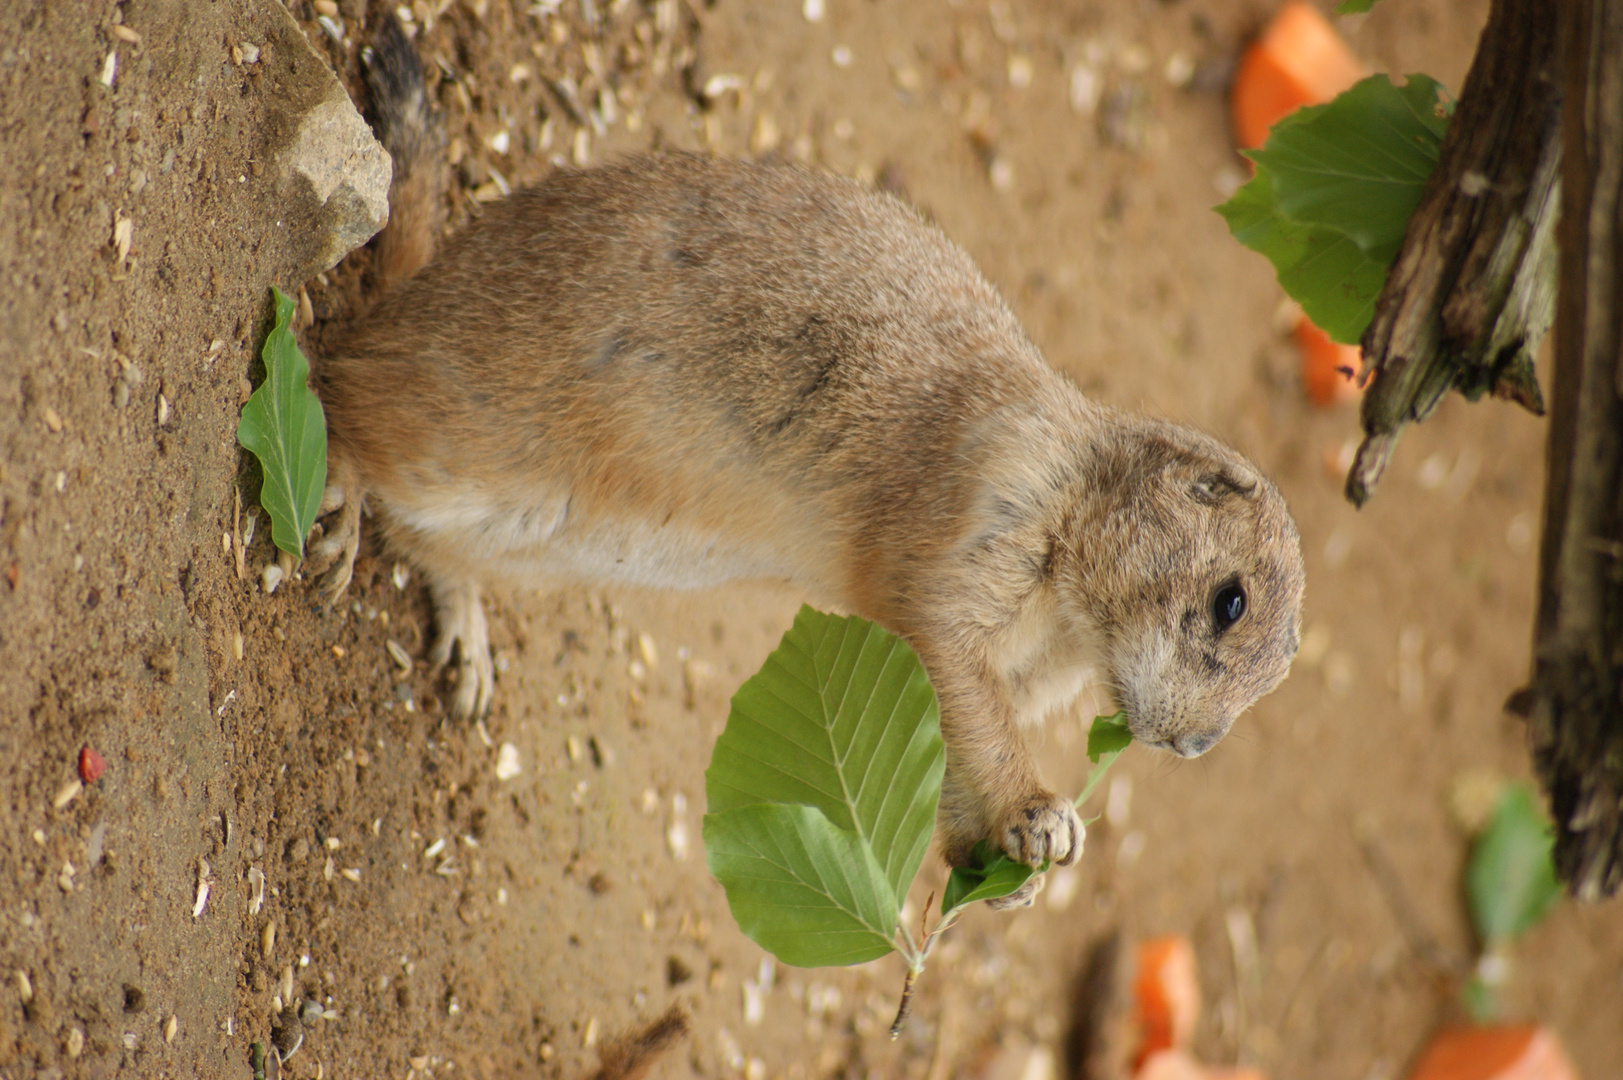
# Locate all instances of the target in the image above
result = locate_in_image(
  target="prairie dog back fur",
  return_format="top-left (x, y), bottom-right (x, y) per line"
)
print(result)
top-left (316, 28), bottom-right (1304, 875)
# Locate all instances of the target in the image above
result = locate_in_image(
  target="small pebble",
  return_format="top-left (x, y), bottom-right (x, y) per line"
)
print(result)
top-left (261, 563), bottom-right (284, 594)
top-left (495, 743), bottom-right (522, 781)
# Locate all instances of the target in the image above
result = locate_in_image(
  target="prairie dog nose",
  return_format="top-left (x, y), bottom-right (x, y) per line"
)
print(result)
top-left (1170, 728), bottom-right (1224, 758)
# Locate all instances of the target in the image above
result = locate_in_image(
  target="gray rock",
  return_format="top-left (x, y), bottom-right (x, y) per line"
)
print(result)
top-left (261, 0), bottom-right (390, 281)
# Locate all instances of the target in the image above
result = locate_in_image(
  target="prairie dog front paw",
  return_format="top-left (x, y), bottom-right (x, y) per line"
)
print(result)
top-left (998, 792), bottom-right (1084, 867)
top-left (428, 578), bottom-right (494, 718)
top-left (308, 483), bottom-right (361, 604)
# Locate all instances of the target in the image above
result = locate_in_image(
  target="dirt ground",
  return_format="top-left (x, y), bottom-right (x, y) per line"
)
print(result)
top-left (2, 0), bottom-right (1619, 1078)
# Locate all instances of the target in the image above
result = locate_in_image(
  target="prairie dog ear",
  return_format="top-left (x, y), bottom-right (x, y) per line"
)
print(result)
top-left (1191, 466), bottom-right (1258, 504)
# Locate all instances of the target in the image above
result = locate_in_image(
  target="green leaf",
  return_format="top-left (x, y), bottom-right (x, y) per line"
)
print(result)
top-left (237, 287), bottom-right (328, 558)
top-left (1465, 784), bottom-right (1561, 944)
top-left (703, 607), bottom-right (944, 967)
top-left (1248, 74), bottom-right (1450, 264)
top-left (940, 840), bottom-right (1040, 914)
top-left (1334, 0), bottom-right (1379, 13)
top-left (704, 803), bottom-right (899, 967)
top-left (1216, 75), bottom-right (1451, 345)
top-left (1086, 712), bottom-right (1131, 763)
top-left (706, 606), bottom-right (944, 904)
top-left (1217, 154), bottom-right (1393, 344)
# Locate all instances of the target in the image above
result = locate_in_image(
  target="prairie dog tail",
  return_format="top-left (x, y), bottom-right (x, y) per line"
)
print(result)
top-left (362, 15), bottom-right (444, 293)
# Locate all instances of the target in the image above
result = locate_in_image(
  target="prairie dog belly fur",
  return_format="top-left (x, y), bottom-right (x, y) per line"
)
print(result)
top-left (316, 151), bottom-right (1305, 875)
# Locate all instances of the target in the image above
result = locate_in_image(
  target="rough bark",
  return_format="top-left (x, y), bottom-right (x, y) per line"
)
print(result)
top-left (1528, 0), bottom-right (1623, 901)
top-left (1345, 0), bottom-right (1561, 506)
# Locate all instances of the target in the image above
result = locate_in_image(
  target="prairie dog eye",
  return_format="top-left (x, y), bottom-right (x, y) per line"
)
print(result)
top-left (1212, 581), bottom-right (1246, 633)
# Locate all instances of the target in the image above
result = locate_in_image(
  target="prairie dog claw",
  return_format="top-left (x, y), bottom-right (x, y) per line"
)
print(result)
top-left (429, 578), bottom-right (493, 718)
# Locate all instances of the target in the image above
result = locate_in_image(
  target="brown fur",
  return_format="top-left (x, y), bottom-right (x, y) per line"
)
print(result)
top-left (314, 29), bottom-right (1304, 870)
top-left (586, 1006), bottom-right (688, 1080)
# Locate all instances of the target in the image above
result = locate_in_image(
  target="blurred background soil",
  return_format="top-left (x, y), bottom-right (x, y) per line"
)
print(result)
top-left (1, 0), bottom-right (1619, 1078)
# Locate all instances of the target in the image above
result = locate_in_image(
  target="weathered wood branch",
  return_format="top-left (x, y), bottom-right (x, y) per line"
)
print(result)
top-left (1346, 0), bottom-right (1561, 506)
top-left (1528, 0), bottom-right (1623, 901)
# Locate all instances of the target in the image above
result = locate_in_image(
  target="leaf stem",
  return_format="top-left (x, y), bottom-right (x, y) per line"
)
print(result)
top-left (888, 967), bottom-right (919, 1039)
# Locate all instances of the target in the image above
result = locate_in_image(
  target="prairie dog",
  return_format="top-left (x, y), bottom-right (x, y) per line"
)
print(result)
top-left (314, 24), bottom-right (1304, 875)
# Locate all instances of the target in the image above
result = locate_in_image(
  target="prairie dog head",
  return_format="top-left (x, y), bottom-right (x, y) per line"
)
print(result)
top-left (1066, 422), bottom-right (1304, 757)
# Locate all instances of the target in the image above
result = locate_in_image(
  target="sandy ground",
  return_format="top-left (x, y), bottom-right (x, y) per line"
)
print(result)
top-left (1, 1), bottom-right (1619, 1078)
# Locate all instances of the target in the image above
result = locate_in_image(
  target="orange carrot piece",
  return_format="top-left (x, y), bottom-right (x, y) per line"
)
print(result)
top-left (1231, 1), bottom-right (1367, 150)
top-left (1294, 314), bottom-right (1364, 406)
top-left (1406, 1026), bottom-right (1578, 1080)
top-left (1132, 937), bottom-right (1200, 1071)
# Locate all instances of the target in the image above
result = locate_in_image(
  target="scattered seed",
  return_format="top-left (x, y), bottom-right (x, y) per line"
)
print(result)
top-left (193, 861), bottom-right (212, 917)
top-left (582, 1016), bottom-right (599, 1048)
top-left (316, 15), bottom-right (344, 44)
top-left (331, 644), bottom-right (346, 659)
top-left (391, 562), bottom-right (410, 590)
top-left (58, 860), bottom-right (76, 893)
top-left (261, 563), bottom-right (284, 595)
top-left (113, 212), bottom-right (132, 264)
top-left (1007, 55), bottom-right (1033, 89)
top-left (666, 793), bottom-right (689, 861)
top-left (54, 778), bottom-right (83, 809)
top-left (495, 743), bottom-right (522, 781)
top-left (703, 72), bottom-right (742, 100)
top-left (249, 866), bottom-right (267, 915)
top-left (16, 971), bottom-right (33, 1004)
top-left (110, 24), bottom-right (142, 44)
top-left (423, 837), bottom-right (446, 860)
top-left (164, 1015), bottom-right (177, 1043)
top-left (99, 51), bottom-right (117, 88)
top-left (566, 735), bottom-right (584, 764)
top-left (66, 1027), bottom-right (85, 1058)
top-left (386, 639), bottom-right (412, 672)
top-left (636, 631), bottom-right (659, 668)
top-left (233, 632), bottom-right (244, 661)
top-left (156, 393), bottom-right (170, 426)
top-left (262, 920), bottom-right (277, 959)
top-left (1164, 50), bottom-right (1195, 88)
top-left (340, 868), bottom-right (361, 883)
top-left (43, 406), bottom-right (63, 432)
